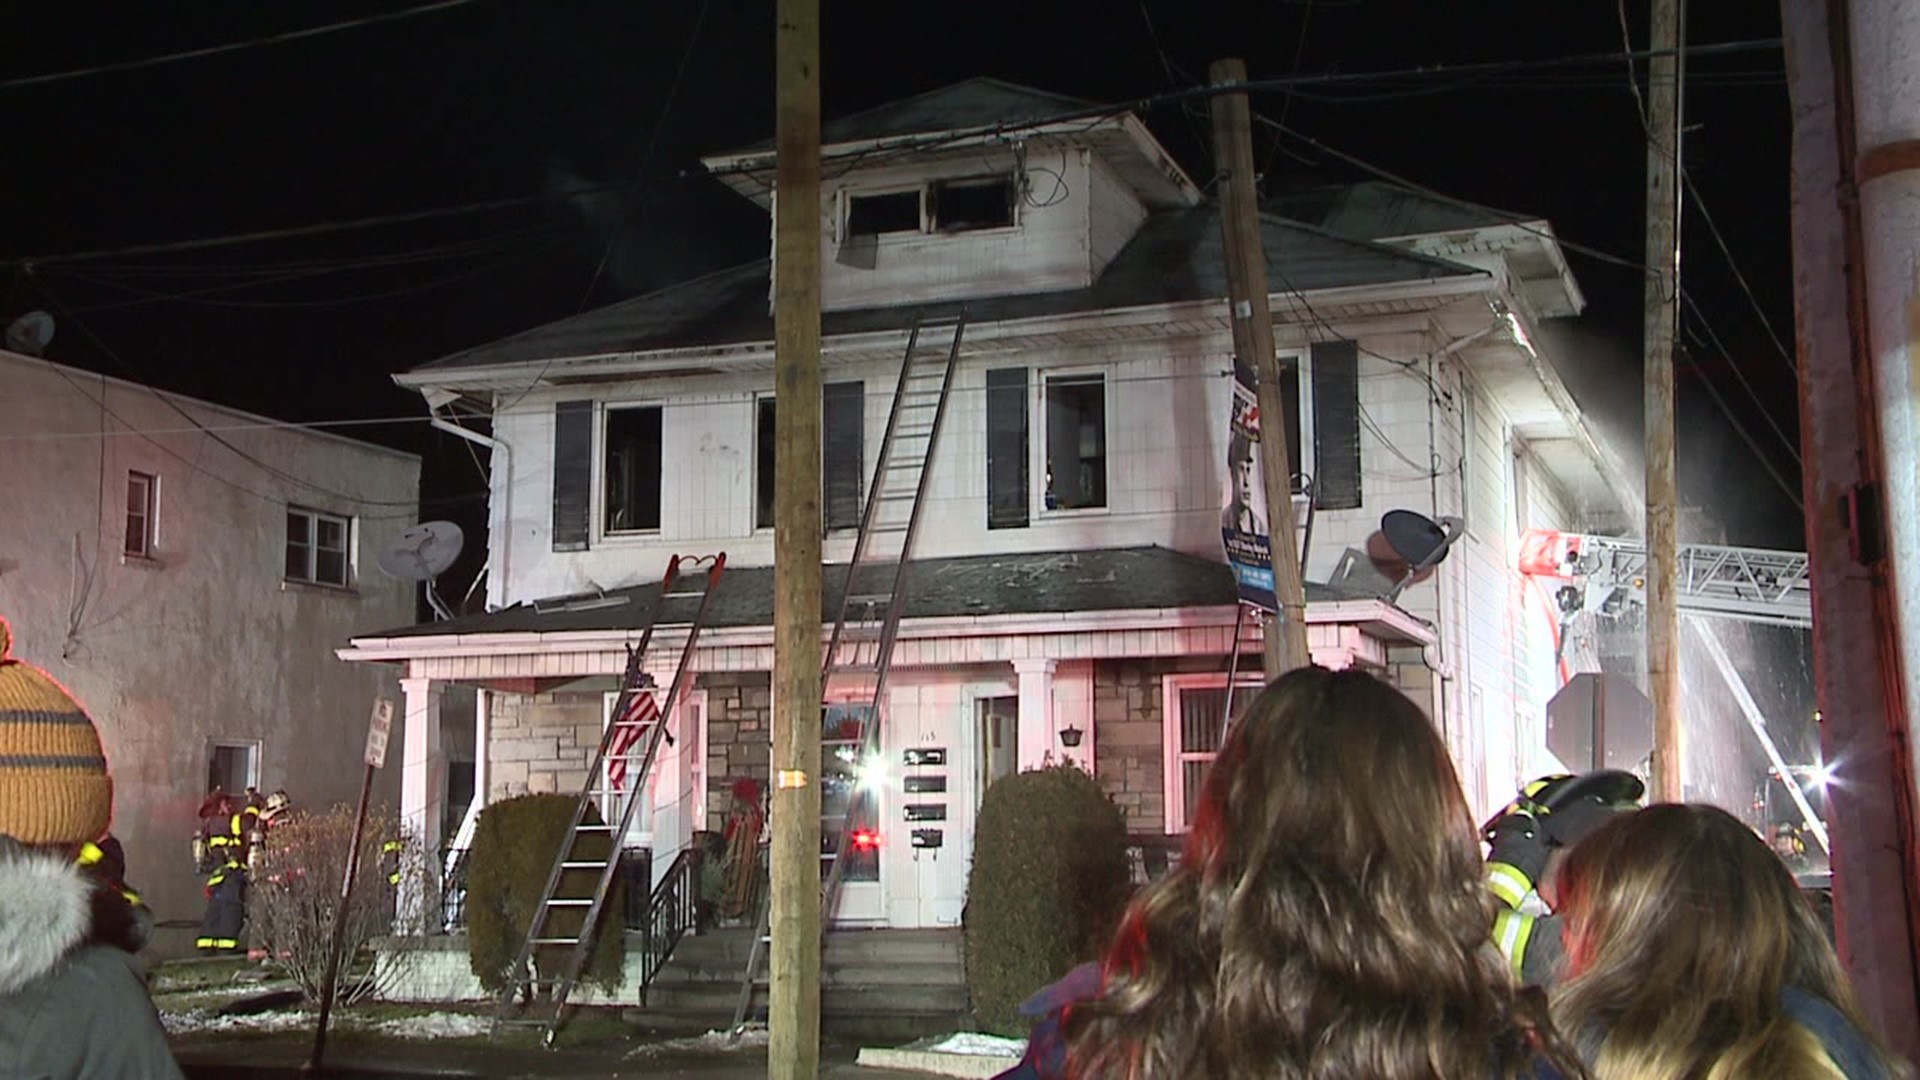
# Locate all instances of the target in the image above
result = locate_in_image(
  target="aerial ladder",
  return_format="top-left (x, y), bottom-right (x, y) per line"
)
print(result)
top-left (1517, 530), bottom-right (1826, 851)
top-left (728, 308), bottom-right (967, 1037)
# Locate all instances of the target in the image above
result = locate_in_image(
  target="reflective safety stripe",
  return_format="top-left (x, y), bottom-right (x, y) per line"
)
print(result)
top-left (1492, 909), bottom-right (1535, 979)
top-left (195, 937), bottom-right (239, 949)
top-left (77, 841), bottom-right (105, 867)
top-left (1487, 861), bottom-right (1536, 910)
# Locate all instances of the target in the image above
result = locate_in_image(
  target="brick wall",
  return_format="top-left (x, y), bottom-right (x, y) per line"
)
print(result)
top-left (1093, 656), bottom-right (1239, 833)
top-left (701, 672), bottom-right (771, 833)
top-left (486, 690), bottom-right (603, 800)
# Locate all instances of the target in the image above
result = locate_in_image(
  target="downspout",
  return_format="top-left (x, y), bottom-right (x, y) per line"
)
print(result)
top-left (1409, 321), bottom-right (1492, 685)
top-left (429, 409), bottom-right (510, 611)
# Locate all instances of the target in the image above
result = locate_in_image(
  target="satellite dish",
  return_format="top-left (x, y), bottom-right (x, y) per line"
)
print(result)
top-left (5, 312), bottom-right (55, 357)
top-left (1375, 509), bottom-right (1465, 603)
top-left (377, 521), bottom-right (465, 621)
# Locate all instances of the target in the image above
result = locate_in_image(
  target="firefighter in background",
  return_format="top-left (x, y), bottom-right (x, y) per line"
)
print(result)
top-left (245, 790), bottom-right (291, 873)
top-left (192, 789), bottom-right (234, 874)
top-left (196, 795), bottom-right (256, 954)
top-left (78, 833), bottom-right (154, 951)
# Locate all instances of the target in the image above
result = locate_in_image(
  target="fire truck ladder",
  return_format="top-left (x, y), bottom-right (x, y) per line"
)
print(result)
top-left (1524, 531), bottom-right (1826, 850)
top-left (491, 553), bottom-right (726, 1046)
top-left (729, 308), bottom-right (967, 1037)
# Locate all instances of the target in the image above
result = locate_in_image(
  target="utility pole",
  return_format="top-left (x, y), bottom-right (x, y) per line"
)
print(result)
top-left (1779, 0), bottom-right (1920, 1054)
top-left (1209, 58), bottom-right (1311, 675)
top-left (769, 0), bottom-right (822, 1074)
top-left (1641, 0), bottom-right (1685, 802)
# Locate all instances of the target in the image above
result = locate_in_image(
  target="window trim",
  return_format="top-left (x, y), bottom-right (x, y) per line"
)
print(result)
top-left (600, 687), bottom-right (708, 844)
top-left (206, 739), bottom-right (261, 795)
top-left (838, 174), bottom-right (1022, 243)
top-left (595, 400), bottom-right (667, 540)
top-left (285, 506), bottom-right (353, 589)
top-left (124, 470), bottom-right (158, 559)
top-left (1161, 672), bottom-right (1264, 834)
top-left (1034, 366), bottom-right (1113, 518)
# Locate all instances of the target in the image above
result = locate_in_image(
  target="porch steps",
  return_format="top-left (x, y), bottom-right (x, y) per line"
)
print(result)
top-left (642, 927), bottom-right (970, 1043)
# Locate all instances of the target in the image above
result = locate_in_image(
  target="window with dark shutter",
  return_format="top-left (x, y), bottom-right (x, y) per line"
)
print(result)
top-left (823, 381), bottom-right (865, 531)
top-left (985, 367), bottom-right (1029, 529)
top-left (551, 400), bottom-right (594, 551)
top-left (755, 397), bottom-right (778, 530)
top-left (1310, 340), bottom-right (1362, 510)
top-left (604, 405), bottom-right (664, 533)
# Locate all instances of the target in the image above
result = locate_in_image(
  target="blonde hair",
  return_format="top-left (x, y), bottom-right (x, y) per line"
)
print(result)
top-left (1554, 803), bottom-right (1902, 1080)
top-left (1062, 667), bottom-right (1587, 1079)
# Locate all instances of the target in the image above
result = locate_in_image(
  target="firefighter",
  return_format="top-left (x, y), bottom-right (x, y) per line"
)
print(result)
top-left (77, 834), bottom-right (154, 951)
top-left (246, 790), bottom-right (290, 873)
top-left (1483, 769), bottom-right (1644, 987)
top-left (196, 798), bottom-right (250, 954)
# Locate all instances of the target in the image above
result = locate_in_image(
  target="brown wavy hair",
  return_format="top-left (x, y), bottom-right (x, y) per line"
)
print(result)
top-left (1552, 802), bottom-right (1906, 1079)
top-left (1060, 666), bottom-right (1586, 1079)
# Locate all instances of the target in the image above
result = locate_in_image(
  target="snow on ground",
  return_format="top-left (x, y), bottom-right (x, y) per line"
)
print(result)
top-left (161, 1008), bottom-right (492, 1040)
top-left (926, 1032), bottom-right (1027, 1058)
top-left (625, 1027), bottom-right (771, 1058)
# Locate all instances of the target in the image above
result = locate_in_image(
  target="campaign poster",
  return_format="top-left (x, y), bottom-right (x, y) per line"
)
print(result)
top-left (1221, 358), bottom-right (1276, 612)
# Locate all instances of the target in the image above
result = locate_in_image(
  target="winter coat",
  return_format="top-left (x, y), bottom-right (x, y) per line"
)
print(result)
top-left (0, 842), bottom-right (183, 1079)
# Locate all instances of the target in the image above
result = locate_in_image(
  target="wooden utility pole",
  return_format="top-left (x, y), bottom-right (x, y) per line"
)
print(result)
top-left (1209, 58), bottom-right (1311, 674)
top-left (769, 0), bottom-right (822, 1075)
top-left (1779, 0), bottom-right (1920, 1054)
top-left (1641, 0), bottom-right (1685, 802)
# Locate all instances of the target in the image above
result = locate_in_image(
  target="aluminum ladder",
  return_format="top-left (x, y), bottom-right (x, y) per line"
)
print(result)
top-left (491, 553), bottom-right (727, 1046)
top-left (728, 308), bottom-right (967, 1036)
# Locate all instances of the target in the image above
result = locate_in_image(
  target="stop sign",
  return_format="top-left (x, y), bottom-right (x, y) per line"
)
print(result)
top-left (1546, 673), bottom-right (1654, 772)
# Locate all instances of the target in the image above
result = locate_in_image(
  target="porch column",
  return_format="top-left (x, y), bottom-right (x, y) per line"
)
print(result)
top-left (472, 690), bottom-right (490, 816)
top-left (1013, 658), bottom-right (1056, 772)
top-left (399, 675), bottom-right (445, 930)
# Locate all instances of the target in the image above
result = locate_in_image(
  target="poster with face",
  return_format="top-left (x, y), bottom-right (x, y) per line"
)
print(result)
top-left (1222, 358), bottom-right (1276, 612)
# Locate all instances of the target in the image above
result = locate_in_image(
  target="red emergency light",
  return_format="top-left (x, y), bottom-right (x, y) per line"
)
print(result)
top-left (851, 828), bottom-right (881, 850)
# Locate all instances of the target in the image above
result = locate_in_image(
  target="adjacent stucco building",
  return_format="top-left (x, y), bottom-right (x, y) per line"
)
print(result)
top-left (0, 350), bottom-right (419, 945)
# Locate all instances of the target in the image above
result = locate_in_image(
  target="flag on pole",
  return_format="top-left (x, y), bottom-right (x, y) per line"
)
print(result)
top-left (607, 688), bottom-right (660, 793)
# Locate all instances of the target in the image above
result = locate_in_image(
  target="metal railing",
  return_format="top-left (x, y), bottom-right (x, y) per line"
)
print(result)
top-left (638, 846), bottom-right (703, 1005)
top-left (437, 846), bottom-right (656, 935)
top-left (1125, 833), bottom-right (1184, 887)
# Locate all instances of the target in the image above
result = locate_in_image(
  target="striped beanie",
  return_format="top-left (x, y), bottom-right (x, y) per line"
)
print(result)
top-left (0, 618), bottom-right (112, 846)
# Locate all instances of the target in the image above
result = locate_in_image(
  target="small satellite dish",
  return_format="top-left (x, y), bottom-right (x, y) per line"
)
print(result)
top-left (1375, 509), bottom-right (1466, 603)
top-left (5, 312), bottom-right (55, 357)
top-left (377, 521), bottom-right (465, 621)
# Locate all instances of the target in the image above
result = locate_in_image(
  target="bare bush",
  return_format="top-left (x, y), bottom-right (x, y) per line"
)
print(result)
top-left (246, 803), bottom-right (425, 1005)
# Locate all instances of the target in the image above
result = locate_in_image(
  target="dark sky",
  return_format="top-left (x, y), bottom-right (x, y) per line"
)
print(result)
top-left (0, 0), bottom-right (1801, 570)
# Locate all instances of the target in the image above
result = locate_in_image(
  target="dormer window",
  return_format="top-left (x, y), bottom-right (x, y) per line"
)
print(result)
top-left (846, 190), bottom-right (922, 237)
top-left (843, 174), bottom-right (1019, 240)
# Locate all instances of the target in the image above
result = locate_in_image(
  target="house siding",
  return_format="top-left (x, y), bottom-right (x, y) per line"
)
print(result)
top-left (0, 352), bottom-right (417, 936)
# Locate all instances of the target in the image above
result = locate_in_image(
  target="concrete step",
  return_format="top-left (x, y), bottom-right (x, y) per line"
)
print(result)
top-left (646, 980), bottom-right (972, 1017)
top-left (650, 957), bottom-right (962, 988)
top-left (667, 928), bottom-right (963, 969)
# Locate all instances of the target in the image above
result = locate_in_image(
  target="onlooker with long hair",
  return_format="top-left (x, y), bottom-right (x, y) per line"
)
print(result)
top-left (1552, 803), bottom-right (1906, 1079)
top-left (1053, 667), bottom-right (1588, 1079)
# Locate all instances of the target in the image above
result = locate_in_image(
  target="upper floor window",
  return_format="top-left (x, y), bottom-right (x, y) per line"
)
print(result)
top-left (843, 174), bottom-right (1018, 239)
top-left (846, 190), bottom-right (922, 237)
top-left (1044, 372), bottom-right (1107, 511)
top-left (755, 383), bottom-right (867, 532)
top-left (286, 507), bottom-right (351, 588)
top-left (125, 471), bottom-right (157, 558)
top-left (605, 405), bottom-right (664, 534)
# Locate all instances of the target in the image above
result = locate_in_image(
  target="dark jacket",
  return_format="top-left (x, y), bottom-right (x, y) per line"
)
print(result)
top-left (1783, 987), bottom-right (1894, 1080)
top-left (0, 842), bottom-right (183, 1079)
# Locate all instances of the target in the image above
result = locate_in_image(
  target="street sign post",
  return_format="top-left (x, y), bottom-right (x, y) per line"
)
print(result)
top-left (310, 697), bottom-right (395, 1072)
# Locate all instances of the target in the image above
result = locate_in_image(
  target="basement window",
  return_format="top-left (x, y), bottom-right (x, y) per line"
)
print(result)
top-left (845, 190), bottom-right (922, 237)
top-left (930, 175), bottom-right (1016, 232)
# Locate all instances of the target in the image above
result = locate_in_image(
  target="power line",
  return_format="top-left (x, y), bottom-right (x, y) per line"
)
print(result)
top-left (1681, 172), bottom-right (1797, 378)
top-left (1680, 290), bottom-right (1801, 466)
top-left (0, 0), bottom-right (482, 93)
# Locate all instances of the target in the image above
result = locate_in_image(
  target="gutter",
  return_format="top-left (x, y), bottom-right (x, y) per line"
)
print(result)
top-left (427, 406), bottom-right (509, 610)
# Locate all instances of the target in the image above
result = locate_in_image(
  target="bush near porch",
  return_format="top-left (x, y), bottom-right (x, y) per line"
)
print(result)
top-left (965, 764), bottom-right (1131, 1036)
top-left (465, 794), bottom-right (625, 996)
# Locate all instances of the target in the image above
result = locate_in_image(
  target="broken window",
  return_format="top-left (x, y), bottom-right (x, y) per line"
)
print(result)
top-left (845, 190), bottom-right (922, 237)
top-left (1044, 372), bottom-right (1107, 511)
top-left (604, 405), bottom-right (664, 533)
top-left (930, 175), bottom-right (1016, 232)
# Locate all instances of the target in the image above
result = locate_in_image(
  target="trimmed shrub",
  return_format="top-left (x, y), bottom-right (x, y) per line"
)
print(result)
top-left (964, 764), bottom-right (1131, 1036)
top-left (246, 803), bottom-right (420, 1004)
top-left (466, 794), bottom-right (625, 996)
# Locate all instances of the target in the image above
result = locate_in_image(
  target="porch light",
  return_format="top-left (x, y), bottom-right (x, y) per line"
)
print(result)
top-left (1058, 725), bottom-right (1085, 748)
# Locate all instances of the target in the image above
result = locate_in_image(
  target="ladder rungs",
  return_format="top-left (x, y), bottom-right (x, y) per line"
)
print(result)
top-left (545, 898), bottom-right (595, 906)
top-left (531, 937), bottom-right (581, 945)
top-left (561, 860), bottom-right (609, 869)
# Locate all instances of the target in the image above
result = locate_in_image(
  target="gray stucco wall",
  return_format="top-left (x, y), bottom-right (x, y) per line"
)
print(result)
top-left (0, 352), bottom-right (419, 936)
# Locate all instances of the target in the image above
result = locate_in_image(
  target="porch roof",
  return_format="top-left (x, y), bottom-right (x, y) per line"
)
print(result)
top-left (355, 546), bottom-right (1416, 642)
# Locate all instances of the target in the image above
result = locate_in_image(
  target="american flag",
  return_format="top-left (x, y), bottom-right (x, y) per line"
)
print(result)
top-left (607, 688), bottom-right (660, 793)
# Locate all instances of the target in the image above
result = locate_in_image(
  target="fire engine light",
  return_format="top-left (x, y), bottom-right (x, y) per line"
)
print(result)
top-left (855, 752), bottom-right (888, 790)
top-left (851, 828), bottom-right (881, 850)
top-left (1812, 763), bottom-right (1838, 790)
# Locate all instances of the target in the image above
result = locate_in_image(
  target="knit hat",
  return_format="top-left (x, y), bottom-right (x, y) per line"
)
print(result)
top-left (0, 618), bottom-right (112, 846)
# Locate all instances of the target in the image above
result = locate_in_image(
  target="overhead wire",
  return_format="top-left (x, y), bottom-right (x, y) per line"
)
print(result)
top-left (0, 0), bottom-right (483, 93)
top-left (1678, 306), bottom-right (1804, 511)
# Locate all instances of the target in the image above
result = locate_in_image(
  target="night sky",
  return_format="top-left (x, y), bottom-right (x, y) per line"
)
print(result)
top-left (0, 0), bottom-right (1800, 574)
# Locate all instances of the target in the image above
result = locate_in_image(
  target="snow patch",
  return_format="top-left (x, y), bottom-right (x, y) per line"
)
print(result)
top-left (365, 1013), bottom-right (493, 1039)
top-left (927, 1032), bottom-right (1027, 1058)
top-left (626, 1027), bottom-right (772, 1058)
top-left (161, 1008), bottom-right (492, 1040)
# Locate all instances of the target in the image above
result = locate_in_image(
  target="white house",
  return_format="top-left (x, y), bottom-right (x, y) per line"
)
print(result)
top-left (0, 349), bottom-right (420, 948)
top-left (340, 79), bottom-right (1633, 930)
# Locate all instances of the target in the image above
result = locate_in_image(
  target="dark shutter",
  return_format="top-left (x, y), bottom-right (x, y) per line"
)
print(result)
top-left (1311, 340), bottom-right (1362, 510)
top-left (986, 367), bottom-right (1029, 529)
top-left (1280, 358), bottom-right (1304, 493)
top-left (823, 381), bottom-right (865, 530)
top-left (552, 400), bottom-right (593, 551)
